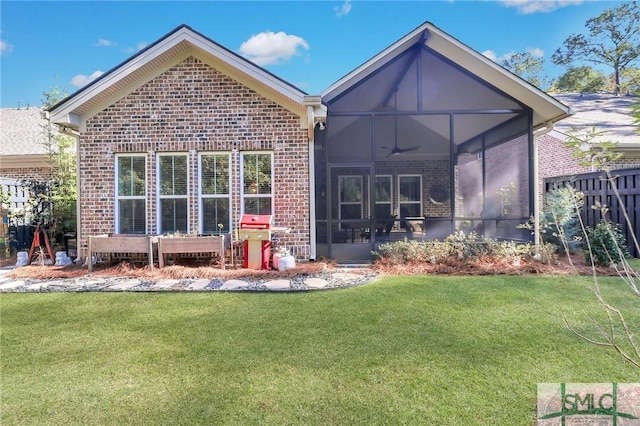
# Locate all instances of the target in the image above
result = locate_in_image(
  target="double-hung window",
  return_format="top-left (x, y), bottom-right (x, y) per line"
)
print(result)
top-left (339, 175), bottom-right (363, 222)
top-left (241, 152), bottom-right (273, 215)
top-left (398, 175), bottom-right (422, 218)
top-left (374, 175), bottom-right (393, 219)
top-left (158, 153), bottom-right (188, 234)
top-left (199, 153), bottom-right (230, 234)
top-left (116, 154), bottom-right (147, 234)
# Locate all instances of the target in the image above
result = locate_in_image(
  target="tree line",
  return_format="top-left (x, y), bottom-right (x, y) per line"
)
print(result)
top-left (502, 1), bottom-right (640, 95)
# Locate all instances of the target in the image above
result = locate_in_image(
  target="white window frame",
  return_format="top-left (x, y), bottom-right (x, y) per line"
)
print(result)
top-left (374, 175), bottom-right (393, 219)
top-left (338, 175), bottom-right (364, 225)
top-left (156, 152), bottom-right (189, 234)
top-left (240, 151), bottom-right (274, 216)
top-left (198, 152), bottom-right (231, 234)
top-left (398, 174), bottom-right (423, 218)
top-left (115, 153), bottom-right (147, 234)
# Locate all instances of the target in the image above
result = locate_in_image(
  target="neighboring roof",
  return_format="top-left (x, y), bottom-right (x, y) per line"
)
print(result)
top-left (322, 21), bottom-right (572, 130)
top-left (549, 93), bottom-right (639, 148)
top-left (49, 24), bottom-right (313, 130)
top-left (0, 107), bottom-right (50, 156)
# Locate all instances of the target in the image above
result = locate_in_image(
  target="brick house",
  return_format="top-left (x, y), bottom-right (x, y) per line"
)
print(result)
top-left (0, 107), bottom-right (57, 218)
top-left (49, 25), bottom-right (325, 261)
top-left (539, 92), bottom-right (640, 180)
top-left (49, 23), bottom-right (572, 262)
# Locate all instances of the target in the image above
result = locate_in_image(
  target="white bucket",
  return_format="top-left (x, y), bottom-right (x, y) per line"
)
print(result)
top-left (278, 254), bottom-right (295, 271)
top-left (15, 251), bottom-right (28, 267)
top-left (55, 251), bottom-right (73, 266)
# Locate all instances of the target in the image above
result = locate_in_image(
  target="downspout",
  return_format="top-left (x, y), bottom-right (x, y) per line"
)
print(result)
top-left (72, 131), bottom-right (81, 261)
top-left (304, 96), bottom-right (327, 261)
top-left (45, 111), bottom-right (83, 261)
top-left (532, 121), bottom-right (554, 253)
top-left (64, 128), bottom-right (81, 262)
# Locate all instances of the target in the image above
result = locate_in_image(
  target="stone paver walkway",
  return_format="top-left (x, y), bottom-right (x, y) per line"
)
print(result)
top-left (0, 266), bottom-right (378, 293)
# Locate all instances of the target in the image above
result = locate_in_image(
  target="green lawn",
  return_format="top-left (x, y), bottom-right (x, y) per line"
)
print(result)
top-left (1, 275), bottom-right (638, 425)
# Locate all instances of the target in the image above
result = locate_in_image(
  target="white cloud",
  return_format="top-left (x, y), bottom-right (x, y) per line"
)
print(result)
top-left (239, 31), bottom-right (309, 66)
top-left (334, 0), bottom-right (352, 17)
top-left (482, 50), bottom-right (501, 62)
top-left (528, 47), bottom-right (544, 58)
top-left (124, 42), bottom-right (148, 54)
top-left (96, 38), bottom-right (114, 47)
top-left (0, 39), bottom-right (13, 55)
top-left (70, 70), bottom-right (104, 87)
top-left (499, 0), bottom-right (583, 14)
top-left (482, 47), bottom-right (544, 63)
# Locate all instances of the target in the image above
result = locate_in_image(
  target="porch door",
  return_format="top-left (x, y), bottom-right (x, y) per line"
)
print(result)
top-left (328, 165), bottom-right (374, 261)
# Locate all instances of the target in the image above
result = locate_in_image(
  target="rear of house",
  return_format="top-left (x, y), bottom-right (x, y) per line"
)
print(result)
top-left (49, 25), bottom-right (326, 261)
top-left (49, 22), bottom-right (572, 263)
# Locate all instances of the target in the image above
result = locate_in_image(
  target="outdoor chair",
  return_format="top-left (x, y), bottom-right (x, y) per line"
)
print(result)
top-left (405, 217), bottom-right (426, 240)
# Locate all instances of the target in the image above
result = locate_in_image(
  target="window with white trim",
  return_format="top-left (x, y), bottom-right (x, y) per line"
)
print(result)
top-left (374, 175), bottom-right (393, 219)
top-left (158, 153), bottom-right (188, 234)
top-left (339, 175), bottom-right (363, 221)
top-left (398, 175), bottom-right (422, 218)
top-left (199, 153), bottom-right (230, 234)
top-left (241, 152), bottom-right (273, 215)
top-left (115, 154), bottom-right (146, 234)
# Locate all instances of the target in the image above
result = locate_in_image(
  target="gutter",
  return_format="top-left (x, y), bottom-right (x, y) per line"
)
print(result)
top-left (304, 96), bottom-right (327, 261)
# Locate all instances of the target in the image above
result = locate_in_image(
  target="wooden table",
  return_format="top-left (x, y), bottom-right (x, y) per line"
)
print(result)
top-left (157, 235), bottom-right (228, 268)
top-left (88, 234), bottom-right (158, 272)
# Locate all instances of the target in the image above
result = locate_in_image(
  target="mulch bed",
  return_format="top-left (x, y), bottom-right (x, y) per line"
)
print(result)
top-left (3, 253), bottom-right (624, 281)
top-left (371, 255), bottom-right (619, 276)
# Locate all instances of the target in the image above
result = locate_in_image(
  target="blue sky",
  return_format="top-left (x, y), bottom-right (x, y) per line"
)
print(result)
top-left (0, 0), bottom-right (627, 108)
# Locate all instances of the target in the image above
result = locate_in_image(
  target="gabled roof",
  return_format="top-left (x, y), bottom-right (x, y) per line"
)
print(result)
top-left (0, 107), bottom-right (57, 170)
top-left (49, 24), bottom-right (311, 130)
top-left (322, 21), bottom-right (572, 130)
top-left (0, 107), bottom-right (50, 156)
top-left (549, 93), bottom-right (639, 149)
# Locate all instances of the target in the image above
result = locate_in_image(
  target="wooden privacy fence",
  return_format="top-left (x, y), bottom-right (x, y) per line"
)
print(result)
top-left (544, 167), bottom-right (640, 258)
top-left (1, 179), bottom-right (32, 251)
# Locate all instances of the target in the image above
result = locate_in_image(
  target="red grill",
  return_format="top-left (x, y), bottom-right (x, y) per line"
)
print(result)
top-left (239, 215), bottom-right (273, 269)
top-left (239, 214), bottom-right (273, 230)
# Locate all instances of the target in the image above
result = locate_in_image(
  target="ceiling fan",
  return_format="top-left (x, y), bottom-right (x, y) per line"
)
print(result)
top-left (381, 92), bottom-right (420, 157)
top-left (381, 140), bottom-right (421, 157)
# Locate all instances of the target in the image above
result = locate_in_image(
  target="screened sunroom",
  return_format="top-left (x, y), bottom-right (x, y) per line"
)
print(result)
top-left (313, 22), bottom-right (571, 261)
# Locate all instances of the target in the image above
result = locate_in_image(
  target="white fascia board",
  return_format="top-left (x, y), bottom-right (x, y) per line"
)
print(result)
top-left (548, 129), bottom-right (569, 141)
top-left (549, 128), bottom-right (640, 152)
top-left (425, 25), bottom-right (571, 120)
top-left (49, 112), bottom-right (81, 129)
top-left (321, 27), bottom-right (424, 100)
top-left (50, 26), bottom-right (308, 125)
top-left (182, 30), bottom-right (307, 103)
top-left (51, 32), bottom-right (189, 119)
top-left (0, 154), bottom-right (53, 169)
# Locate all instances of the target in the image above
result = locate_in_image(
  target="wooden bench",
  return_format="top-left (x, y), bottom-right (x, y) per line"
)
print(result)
top-left (157, 235), bottom-right (229, 268)
top-left (88, 234), bottom-right (158, 272)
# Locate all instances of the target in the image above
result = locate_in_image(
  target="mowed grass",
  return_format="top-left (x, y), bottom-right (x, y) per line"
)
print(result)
top-left (1, 275), bottom-right (638, 425)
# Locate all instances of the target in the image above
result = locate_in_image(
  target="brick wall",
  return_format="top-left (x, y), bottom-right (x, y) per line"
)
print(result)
top-left (79, 56), bottom-right (310, 258)
top-left (538, 132), bottom-right (640, 186)
top-left (538, 134), bottom-right (591, 181)
top-left (0, 165), bottom-right (54, 183)
top-left (376, 159), bottom-right (451, 217)
top-left (457, 136), bottom-right (531, 219)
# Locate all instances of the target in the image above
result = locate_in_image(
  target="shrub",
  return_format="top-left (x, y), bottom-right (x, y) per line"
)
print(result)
top-left (585, 220), bottom-right (630, 266)
top-left (372, 231), bottom-right (535, 265)
top-left (540, 184), bottom-right (585, 254)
